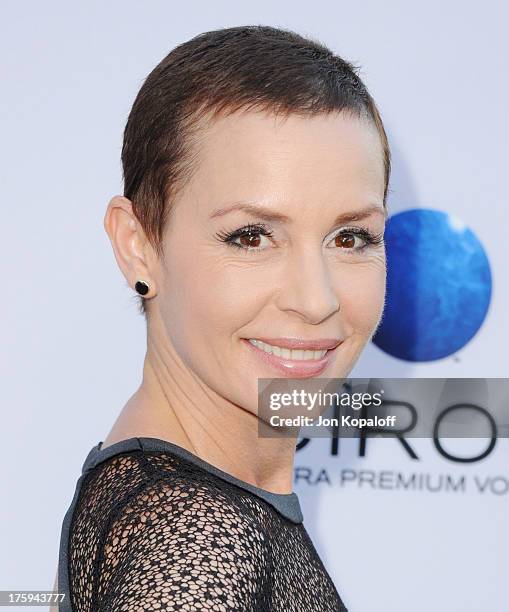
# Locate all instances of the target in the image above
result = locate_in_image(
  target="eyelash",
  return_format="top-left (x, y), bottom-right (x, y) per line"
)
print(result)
top-left (215, 223), bottom-right (274, 250)
top-left (214, 223), bottom-right (384, 253)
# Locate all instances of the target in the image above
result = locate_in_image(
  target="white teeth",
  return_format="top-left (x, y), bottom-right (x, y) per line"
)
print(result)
top-left (248, 339), bottom-right (327, 360)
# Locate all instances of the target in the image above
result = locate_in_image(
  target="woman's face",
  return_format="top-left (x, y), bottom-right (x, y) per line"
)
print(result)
top-left (152, 109), bottom-right (387, 414)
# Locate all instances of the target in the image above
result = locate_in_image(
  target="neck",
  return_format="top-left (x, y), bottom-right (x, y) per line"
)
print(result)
top-left (106, 326), bottom-right (298, 495)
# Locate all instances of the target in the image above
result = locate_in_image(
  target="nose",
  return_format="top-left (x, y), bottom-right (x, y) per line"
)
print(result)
top-left (275, 246), bottom-right (340, 324)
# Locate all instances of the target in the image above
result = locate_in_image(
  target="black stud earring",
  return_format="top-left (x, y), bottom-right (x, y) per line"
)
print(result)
top-left (135, 280), bottom-right (150, 296)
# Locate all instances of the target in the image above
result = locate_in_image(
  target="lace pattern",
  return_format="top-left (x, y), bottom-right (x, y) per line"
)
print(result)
top-left (61, 444), bottom-right (348, 611)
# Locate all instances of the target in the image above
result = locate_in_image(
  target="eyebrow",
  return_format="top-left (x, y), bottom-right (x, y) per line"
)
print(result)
top-left (209, 201), bottom-right (388, 225)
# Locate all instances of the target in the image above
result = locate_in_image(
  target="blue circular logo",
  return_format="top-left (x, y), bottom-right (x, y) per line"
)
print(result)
top-left (372, 208), bottom-right (492, 362)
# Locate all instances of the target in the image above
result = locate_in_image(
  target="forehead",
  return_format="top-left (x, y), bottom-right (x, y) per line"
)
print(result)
top-left (186, 109), bottom-right (385, 209)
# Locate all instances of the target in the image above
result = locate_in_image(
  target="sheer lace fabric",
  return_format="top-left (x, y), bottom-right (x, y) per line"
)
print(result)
top-left (64, 446), bottom-right (348, 611)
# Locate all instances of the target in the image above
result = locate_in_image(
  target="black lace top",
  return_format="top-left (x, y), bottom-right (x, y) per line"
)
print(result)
top-left (57, 437), bottom-right (348, 611)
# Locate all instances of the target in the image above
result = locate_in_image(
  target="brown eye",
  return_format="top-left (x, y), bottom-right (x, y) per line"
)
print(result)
top-left (335, 233), bottom-right (356, 248)
top-left (215, 223), bottom-right (274, 252)
top-left (239, 232), bottom-right (262, 248)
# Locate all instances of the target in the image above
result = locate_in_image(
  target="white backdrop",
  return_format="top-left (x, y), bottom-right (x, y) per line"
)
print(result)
top-left (1, 2), bottom-right (507, 611)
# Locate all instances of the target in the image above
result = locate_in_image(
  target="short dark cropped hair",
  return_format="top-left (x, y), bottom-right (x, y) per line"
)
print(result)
top-left (121, 25), bottom-right (391, 317)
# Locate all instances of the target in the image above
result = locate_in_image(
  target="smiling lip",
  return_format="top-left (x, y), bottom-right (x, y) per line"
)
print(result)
top-left (242, 337), bottom-right (342, 378)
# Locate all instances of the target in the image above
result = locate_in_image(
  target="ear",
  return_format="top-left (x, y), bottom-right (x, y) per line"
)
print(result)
top-left (103, 195), bottom-right (156, 297)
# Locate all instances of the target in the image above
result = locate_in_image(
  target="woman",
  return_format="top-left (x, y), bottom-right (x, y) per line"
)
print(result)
top-left (55, 24), bottom-right (390, 611)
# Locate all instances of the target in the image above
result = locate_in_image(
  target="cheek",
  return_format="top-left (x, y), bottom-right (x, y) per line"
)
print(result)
top-left (159, 254), bottom-right (264, 358)
top-left (338, 261), bottom-right (386, 333)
